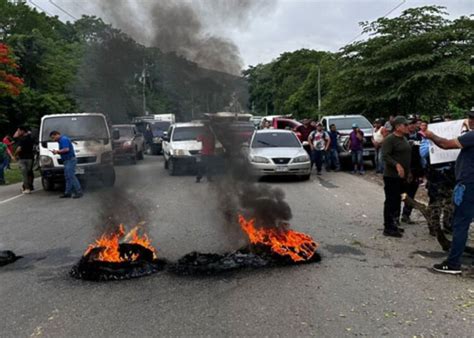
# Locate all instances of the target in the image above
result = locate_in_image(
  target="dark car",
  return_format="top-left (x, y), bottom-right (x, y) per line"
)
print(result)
top-left (112, 124), bottom-right (146, 164)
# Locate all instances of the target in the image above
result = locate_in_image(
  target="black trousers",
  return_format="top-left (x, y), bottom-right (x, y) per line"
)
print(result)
top-left (196, 155), bottom-right (214, 180)
top-left (384, 176), bottom-right (404, 230)
top-left (402, 179), bottom-right (420, 218)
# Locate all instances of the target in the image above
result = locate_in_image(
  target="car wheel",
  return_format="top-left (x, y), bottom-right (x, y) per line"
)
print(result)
top-left (131, 151), bottom-right (137, 164)
top-left (101, 167), bottom-right (115, 187)
top-left (168, 158), bottom-right (177, 176)
top-left (138, 149), bottom-right (144, 160)
top-left (300, 174), bottom-right (311, 181)
top-left (41, 177), bottom-right (55, 191)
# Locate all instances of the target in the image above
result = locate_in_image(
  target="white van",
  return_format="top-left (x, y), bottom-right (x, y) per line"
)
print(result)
top-left (38, 113), bottom-right (116, 190)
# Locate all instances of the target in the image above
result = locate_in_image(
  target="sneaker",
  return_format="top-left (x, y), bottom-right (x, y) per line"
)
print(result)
top-left (359, 170), bottom-right (365, 175)
top-left (72, 193), bottom-right (83, 199)
top-left (432, 261), bottom-right (462, 275)
top-left (22, 189), bottom-right (32, 194)
top-left (59, 194), bottom-right (72, 198)
top-left (383, 229), bottom-right (403, 238)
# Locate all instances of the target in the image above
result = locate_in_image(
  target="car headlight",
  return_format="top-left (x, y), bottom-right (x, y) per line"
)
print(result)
top-left (292, 155), bottom-right (310, 163)
top-left (123, 140), bottom-right (133, 147)
top-left (40, 155), bottom-right (53, 167)
top-left (251, 156), bottom-right (270, 164)
top-left (153, 137), bottom-right (162, 144)
top-left (173, 149), bottom-right (187, 156)
top-left (101, 151), bottom-right (113, 163)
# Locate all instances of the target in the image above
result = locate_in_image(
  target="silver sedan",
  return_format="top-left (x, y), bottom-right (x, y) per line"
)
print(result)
top-left (245, 129), bottom-right (311, 179)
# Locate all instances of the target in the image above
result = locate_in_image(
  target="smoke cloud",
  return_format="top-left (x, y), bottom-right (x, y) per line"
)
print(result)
top-left (71, 0), bottom-right (273, 75)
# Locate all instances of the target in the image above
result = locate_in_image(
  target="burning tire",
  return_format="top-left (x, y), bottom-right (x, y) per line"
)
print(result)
top-left (71, 225), bottom-right (165, 281)
top-left (70, 243), bottom-right (166, 281)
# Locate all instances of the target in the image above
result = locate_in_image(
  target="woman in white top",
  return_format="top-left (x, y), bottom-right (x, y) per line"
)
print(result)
top-left (372, 118), bottom-right (386, 174)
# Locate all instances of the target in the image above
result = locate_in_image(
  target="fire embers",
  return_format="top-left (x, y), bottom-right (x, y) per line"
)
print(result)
top-left (169, 216), bottom-right (320, 276)
top-left (70, 225), bottom-right (165, 281)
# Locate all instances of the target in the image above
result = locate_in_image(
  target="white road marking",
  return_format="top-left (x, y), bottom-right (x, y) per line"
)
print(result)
top-left (0, 188), bottom-right (43, 205)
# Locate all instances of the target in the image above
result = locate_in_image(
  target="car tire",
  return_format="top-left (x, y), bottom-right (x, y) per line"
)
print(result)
top-left (41, 177), bottom-right (55, 191)
top-left (168, 158), bottom-right (177, 176)
top-left (138, 149), bottom-right (144, 160)
top-left (300, 174), bottom-right (311, 181)
top-left (101, 167), bottom-right (115, 187)
top-left (131, 152), bottom-right (137, 165)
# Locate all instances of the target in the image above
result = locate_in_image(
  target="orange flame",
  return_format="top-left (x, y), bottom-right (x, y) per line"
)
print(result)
top-left (84, 224), bottom-right (157, 262)
top-left (239, 215), bottom-right (318, 262)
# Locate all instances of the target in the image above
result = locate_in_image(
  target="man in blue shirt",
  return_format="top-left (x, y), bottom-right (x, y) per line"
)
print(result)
top-left (425, 108), bottom-right (474, 274)
top-left (50, 131), bottom-right (83, 199)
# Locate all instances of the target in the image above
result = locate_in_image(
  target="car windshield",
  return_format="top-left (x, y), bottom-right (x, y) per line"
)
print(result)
top-left (151, 122), bottom-right (171, 136)
top-left (172, 126), bottom-right (206, 141)
top-left (251, 132), bottom-right (300, 148)
top-left (41, 116), bottom-right (108, 141)
top-left (113, 126), bottom-right (133, 137)
top-left (330, 117), bottom-right (372, 130)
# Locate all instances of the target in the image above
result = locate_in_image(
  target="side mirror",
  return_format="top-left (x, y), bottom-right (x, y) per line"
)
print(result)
top-left (163, 131), bottom-right (168, 137)
top-left (112, 129), bottom-right (120, 140)
top-left (161, 136), bottom-right (169, 142)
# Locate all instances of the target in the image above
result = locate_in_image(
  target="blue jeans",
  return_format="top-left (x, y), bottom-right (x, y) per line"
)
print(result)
top-left (447, 183), bottom-right (474, 268)
top-left (64, 158), bottom-right (82, 195)
top-left (375, 147), bottom-right (384, 173)
top-left (327, 148), bottom-right (340, 170)
top-left (351, 150), bottom-right (364, 170)
top-left (311, 150), bottom-right (324, 172)
top-left (0, 157), bottom-right (5, 183)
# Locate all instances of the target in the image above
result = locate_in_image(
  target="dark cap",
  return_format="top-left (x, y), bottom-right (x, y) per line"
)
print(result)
top-left (392, 116), bottom-right (408, 127)
top-left (468, 107), bottom-right (474, 118)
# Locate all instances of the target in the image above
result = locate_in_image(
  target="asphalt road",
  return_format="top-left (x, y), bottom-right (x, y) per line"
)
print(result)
top-left (1, 156), bottom-right (473, 337)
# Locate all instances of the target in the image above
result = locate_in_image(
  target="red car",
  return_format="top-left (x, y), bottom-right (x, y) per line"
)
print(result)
top-left (271, 118), bottom-right (304, 141)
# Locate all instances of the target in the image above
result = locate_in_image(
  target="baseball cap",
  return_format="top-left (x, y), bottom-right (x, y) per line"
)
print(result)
top-left (352, 123), bottom-right (358, 128)
top-left (392, 116), bottom-right (408, 127)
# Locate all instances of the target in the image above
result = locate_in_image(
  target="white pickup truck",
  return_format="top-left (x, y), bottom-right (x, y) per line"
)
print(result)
top-left (38, 113), bottom-right (117, 190)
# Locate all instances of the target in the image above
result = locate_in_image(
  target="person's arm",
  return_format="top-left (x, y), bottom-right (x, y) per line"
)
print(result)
top-left (424, 130), bottom-right (462, 150)
top-left (308, 133), bottom-right (314, 150)
top-left (324, 133), bottom-right (331, 151)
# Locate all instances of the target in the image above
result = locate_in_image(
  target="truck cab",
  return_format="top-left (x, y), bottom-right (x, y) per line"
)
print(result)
top-left (320, 115), bottom-right (375, 164)
top-left (39, 113), bottom-right (116, 190)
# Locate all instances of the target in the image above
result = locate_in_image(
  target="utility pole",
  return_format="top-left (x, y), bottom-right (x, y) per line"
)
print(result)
top-left (142, 59), bottom-right (147, 116)
top-left (317, 64), bottom-right (321, 114)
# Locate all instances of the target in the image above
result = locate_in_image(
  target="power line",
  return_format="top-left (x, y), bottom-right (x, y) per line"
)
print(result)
top-left (347, 0), bottom-right (407, 45)
top-left (48, 0), bottom-right (78, 20)
top-left (27, 0), bottom-right (53, 16)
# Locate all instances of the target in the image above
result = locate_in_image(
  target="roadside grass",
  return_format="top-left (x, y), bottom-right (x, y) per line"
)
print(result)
top-left (3, 162), bottom-right (39, 185)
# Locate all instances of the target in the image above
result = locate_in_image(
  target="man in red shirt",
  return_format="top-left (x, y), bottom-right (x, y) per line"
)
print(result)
top-left (2, 134), bottom-right (14, 169)
top-left (295, 118), bottom-right (315, 157)
top-left (196, 125), bottom-right (216, 183)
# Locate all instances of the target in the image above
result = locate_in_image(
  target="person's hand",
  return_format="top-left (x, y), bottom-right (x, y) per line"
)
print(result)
top-left (396, 163), bottom-right (405, 178)
top-left (51, 149), bottom-right (59, 155)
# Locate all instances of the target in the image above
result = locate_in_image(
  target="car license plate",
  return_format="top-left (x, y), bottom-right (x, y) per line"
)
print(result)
top-left (75, 167), bottom-right (85, 175)
top-left (276, 166), bottom-right (289, 172)
top-left (363, 150), bottom-right (370, 156)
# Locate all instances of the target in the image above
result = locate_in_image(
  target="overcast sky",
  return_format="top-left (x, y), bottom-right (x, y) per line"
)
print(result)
top-left (35, 0), bottom-right (473, 68)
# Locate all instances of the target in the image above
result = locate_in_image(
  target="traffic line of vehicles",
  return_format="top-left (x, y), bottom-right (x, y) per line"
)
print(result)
top-left (36, 112), bottom-right (376, 190)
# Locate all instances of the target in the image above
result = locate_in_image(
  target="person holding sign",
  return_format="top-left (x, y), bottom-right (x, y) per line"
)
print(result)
top-left (425, 108), bottom-right (474, 275)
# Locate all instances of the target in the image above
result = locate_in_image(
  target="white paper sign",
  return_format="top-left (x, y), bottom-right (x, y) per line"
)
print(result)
top-left (428, 120), bottom-right (464, 164)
